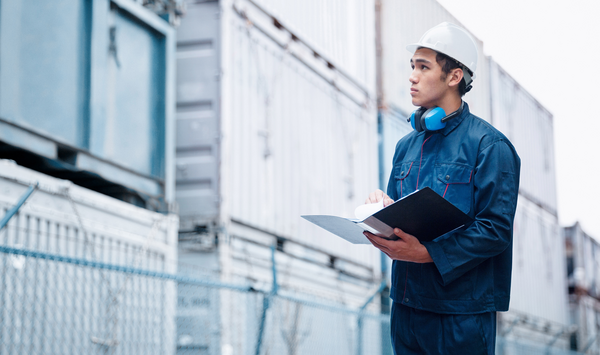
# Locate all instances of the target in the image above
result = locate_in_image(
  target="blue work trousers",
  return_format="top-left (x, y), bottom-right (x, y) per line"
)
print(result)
top-left (391, 302), bottom-right (496, 355)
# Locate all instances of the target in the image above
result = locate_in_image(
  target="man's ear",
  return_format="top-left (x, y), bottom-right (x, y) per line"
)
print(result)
top-left (447, 68), bottom-right (464, 88)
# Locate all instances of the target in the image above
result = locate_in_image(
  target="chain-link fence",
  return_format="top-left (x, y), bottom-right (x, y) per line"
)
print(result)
top-left (1, 244), bottom-right (590, 355)
top-left (0, 244), bottom-right (394, 355)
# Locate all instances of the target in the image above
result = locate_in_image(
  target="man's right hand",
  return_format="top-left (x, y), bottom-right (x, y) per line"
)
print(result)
top-left (365, 190), bottom-right (394, 207)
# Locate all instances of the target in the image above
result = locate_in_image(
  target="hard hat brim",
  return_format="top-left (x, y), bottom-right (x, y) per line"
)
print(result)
top-left (406, 43), bottom-right (476, 80)
top-left (406, 43), bottom-right (421, 54)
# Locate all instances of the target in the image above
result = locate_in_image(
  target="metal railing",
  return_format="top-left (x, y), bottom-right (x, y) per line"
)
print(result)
top-left (1, 243), bottom-right (591, 355)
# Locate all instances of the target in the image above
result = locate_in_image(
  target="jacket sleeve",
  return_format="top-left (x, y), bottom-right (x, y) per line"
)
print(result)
top-left (423, 139), bottom-right (521, 286)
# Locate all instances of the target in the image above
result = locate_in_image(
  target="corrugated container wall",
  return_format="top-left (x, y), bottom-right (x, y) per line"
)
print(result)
top-left (488, 58), bottom-right (567, 343)
top-left (175, 0), bottom-right (380, 270)
top-left (176, 0), bottom-right (376, 230)
top-left (509, 197), bottom-right (568, 325)
top-left (379, 0), bottom-right (490, 120)
top-left (0, 0), bottom-right (176, 210)
top-left (248, 0), bottom-right (376, 94)
top-left (489, 60), bottom-right (557, 215)
top-left (174, 0), bottom-right (382, 352)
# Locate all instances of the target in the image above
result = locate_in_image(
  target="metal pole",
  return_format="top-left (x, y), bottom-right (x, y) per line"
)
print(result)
top-left (0, 183), bottom-right (38, 231)
top-left (255, 244), bottom-right (278, 355)
top-left (357, 280), bottom-right (387, 355)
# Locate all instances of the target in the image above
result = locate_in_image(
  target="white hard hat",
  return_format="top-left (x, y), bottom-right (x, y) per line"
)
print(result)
top-left (406, 22), bottom-right (478, 84)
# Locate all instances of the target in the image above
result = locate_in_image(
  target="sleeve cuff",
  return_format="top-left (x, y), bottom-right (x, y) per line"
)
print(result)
top-left (424, 241), bottom-right (455, 286)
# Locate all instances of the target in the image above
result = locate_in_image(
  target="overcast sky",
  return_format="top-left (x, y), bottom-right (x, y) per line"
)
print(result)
top-left (436, 0), bottom-right (600, 238)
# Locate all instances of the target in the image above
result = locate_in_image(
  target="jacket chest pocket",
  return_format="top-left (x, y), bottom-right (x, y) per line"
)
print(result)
top-left (394, 162), bottom-right (416, 198)
top-left (436, 164), bottom-right (473, 214)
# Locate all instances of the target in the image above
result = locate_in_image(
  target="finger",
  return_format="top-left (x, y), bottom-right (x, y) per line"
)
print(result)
top-left (366, 190), bottom-right (384, 204)
top-left (394, 228), bottom-right (417, 242)
top-left (364, 231), bottom-right (376, 238)
top-left (364, 234), bottom-right (395, 259)
top-left (364, 233), bottom-right (393, 252)
top-left (383, 196), bottom-right (394, 207)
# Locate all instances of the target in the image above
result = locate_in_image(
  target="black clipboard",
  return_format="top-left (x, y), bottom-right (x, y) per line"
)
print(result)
top-left (301, 187), bottom-right (473, 244)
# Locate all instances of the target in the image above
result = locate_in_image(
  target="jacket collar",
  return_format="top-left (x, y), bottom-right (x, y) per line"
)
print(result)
top-left (441, 101), bottom-right (469, 136)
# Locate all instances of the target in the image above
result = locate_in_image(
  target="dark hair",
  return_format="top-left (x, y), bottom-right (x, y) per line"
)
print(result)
top-left (434, 51), bottom-right (472, 97)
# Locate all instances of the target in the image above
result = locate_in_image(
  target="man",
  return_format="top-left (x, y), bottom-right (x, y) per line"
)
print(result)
top-left (364, 22), bottom-right (520, 354)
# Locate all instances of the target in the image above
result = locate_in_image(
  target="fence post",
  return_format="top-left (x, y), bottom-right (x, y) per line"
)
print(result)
top-left (255, 244), bottom-right (278, 355)
top-left (0, 183), bottom-right (38, 231)
top-left (357, 280), bottom-right (387, 355)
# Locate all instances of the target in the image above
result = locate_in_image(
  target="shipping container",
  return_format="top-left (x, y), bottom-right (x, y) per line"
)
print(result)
top-left (0, 159), bottom-right (179, 354)
top-left (0, 0), bottom-right (176, 211)
top-left (486, 58), bottom-right (567, 350)
top-left (174, 0), bottom-right (383, 353)
top-left (489, 59), bottom-right (557, 214)
top-left (509, 197), bottom-right (568, 322)
top-left (565, 223), bottom-right (600, 354)
top-left (378, 0), bottom-right (490, 120)
top-left (176, 0), bottom-right (379, 270)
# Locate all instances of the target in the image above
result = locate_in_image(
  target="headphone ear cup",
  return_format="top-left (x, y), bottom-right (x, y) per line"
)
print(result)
top-left (422, 107), bottom-right (447, 131)
top-left (412, 108), bottom-right (426, 132)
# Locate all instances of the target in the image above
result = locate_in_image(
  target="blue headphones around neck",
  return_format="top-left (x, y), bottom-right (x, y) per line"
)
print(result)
top-left (408, 102), bottom-right (464, 132)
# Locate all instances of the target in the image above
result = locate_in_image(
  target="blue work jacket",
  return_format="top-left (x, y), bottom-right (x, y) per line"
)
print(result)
top-left (387, 102), bottom-right (520, 314)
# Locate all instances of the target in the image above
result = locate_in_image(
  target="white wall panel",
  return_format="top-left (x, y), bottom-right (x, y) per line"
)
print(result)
top-left (221, 13), bottom-right (380, 270)
top-left (489, 60), bottom-right (557, 214)
top-left (380, 0), bottom-right (490, 119)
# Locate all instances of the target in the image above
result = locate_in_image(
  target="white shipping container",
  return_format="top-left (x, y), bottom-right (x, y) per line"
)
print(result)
top-left (494, 196), bottom-right (570, 353)
top-left (174, 1), bottom-right (385, 353)
top-left (175, 1), bottom-right (384, 353)
top-left (0, 160), bottom-right (178, 354)
top-left (379, 0), bottom-right (490, 120)
top-left (489, 59), bottom-right (557, 214)
top-left (509, 196), bottom-right (568, 325)
top-left (223, 20), bottom-right (379, 267)
top-left (220, 1), bottom-right (379, 268)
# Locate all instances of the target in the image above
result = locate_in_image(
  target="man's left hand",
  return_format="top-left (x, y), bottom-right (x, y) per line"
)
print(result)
top-left (364, 228), bottom-right (433, 263)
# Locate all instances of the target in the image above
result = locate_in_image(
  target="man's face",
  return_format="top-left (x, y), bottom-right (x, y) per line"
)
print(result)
top-left (409, 48), bottom-right (450, 108)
